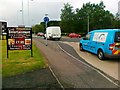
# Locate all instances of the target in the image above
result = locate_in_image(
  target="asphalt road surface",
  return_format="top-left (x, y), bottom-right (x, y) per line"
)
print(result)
top-left (33, 37), bottom-right (119, 88)
top-left (60, 37), bottom-right (120, 81)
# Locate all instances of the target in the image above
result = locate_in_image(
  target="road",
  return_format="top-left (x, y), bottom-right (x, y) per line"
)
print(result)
top-left (60, 37), bottom-right (120, 81)
top-left (33, 36), bottom-right (119, 88)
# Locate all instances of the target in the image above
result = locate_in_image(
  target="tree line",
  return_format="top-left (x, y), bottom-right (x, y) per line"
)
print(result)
top-left (32, 21), bottom-right (60, 34)
top-left (32, 1), bottom-right (120, 34)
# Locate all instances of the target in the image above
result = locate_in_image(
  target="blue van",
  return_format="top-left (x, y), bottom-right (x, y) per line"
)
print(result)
top-left (79, 29), bottom-right (120, 60)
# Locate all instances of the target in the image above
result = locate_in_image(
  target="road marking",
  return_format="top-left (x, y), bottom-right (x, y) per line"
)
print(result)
top-left (48, 66), bottom-right (64, 90)
top-left (57, 43), bottom-right (120, 87)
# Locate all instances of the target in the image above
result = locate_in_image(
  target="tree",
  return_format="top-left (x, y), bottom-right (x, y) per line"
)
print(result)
top-left (60, 1), bottom-right (118, 34)
top-left (114, 13), bottom-right (120, 28)
top-left (48, 20), bottom-right (61, 27)
top-left (60, 3), bottom-right (75, 33)
top-left (32, 24), bottom-right (44, 34)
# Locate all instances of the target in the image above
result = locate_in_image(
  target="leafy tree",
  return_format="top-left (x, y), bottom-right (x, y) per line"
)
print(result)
top-left (48, 21), bottom-right (61, 27)
top-left (60, 3), bottom-right (75, 33)
top-left (32, 24), bottom-right (44, 34)
top-left (60, 1), bottom-right (118, 34)
top-left (33, 1), bottom-right (119, 34)
top-left (114, 13), bottom-right (120, 28)
top-left (32, 21), bottom-right (61, 34)
top-left (75, 1), bottom-right (115, 32)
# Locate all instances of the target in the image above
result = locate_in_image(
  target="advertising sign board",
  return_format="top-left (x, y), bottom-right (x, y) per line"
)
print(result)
top-left (7, 27), bottom-right (32, 58)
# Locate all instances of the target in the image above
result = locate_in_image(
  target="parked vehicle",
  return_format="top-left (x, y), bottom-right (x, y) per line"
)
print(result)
top-left (37, 32), bottom-right (44, 37)
top-left (79, 29), bottom-right (120, 60)
top-left (44, 26), bottom-right (61, 40)
top-left (69, 33), bottom-right (81, 38)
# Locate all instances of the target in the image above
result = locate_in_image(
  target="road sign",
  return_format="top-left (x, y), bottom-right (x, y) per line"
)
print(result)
top-left (43, 16), bottom-right (49, 46)
top-left (44, 16), bottom-right (49, 23)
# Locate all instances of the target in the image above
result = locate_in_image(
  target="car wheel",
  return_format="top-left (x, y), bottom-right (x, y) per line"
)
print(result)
top-left (97, 49), bottom-right (104, 60)
top-left (79, 44), bottom-right (84, 51)
top-left (44, 37), bottom-right (46, 39)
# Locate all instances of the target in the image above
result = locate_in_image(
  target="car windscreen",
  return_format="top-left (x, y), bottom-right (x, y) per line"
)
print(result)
top-left (114, 32), bottom-right (120, 42)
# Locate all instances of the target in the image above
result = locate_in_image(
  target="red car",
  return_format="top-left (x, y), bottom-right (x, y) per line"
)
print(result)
top-left (68, 33), bottom-right (81, 38)
top-left (37, 32), bottom-right (44, 37)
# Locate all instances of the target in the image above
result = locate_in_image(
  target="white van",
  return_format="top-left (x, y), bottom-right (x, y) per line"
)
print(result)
top-left (45, 26), bottom-right (61, 40)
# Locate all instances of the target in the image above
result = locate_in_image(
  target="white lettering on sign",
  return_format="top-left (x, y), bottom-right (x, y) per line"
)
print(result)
top-left (93, 32), bottom-right (108, 42)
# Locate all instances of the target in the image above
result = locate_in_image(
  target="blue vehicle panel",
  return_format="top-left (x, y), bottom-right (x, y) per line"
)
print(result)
top-left (79, 29), bottom-right (120, 60)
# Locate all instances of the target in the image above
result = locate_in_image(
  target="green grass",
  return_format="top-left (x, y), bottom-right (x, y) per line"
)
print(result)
top-left (2, 40), bottom-right (47, 77)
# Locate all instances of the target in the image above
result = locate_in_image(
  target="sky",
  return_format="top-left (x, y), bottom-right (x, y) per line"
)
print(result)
top-left (0, 0), bottom-right (120, 27)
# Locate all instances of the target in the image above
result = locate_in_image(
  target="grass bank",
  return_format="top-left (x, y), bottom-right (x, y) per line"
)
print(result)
top-left (2, 40), bottom-right (46, 77)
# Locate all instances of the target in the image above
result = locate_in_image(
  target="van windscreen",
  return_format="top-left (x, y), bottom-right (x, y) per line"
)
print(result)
top-left (115, 32), bottom-right (120, 42)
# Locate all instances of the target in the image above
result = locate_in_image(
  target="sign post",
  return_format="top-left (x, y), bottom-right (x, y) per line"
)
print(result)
top-left (7, 27), bottom-right (33, 58)
top-left (44, 14), bottom-right (49, 46)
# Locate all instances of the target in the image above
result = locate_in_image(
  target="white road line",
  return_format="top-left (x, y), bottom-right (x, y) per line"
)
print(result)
top-left (48, 66), bottom-right (64, 90)
top-left (57, 43), bottom-right (120, 87)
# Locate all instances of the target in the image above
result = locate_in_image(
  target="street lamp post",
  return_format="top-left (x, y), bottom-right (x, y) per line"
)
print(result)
top-left (28, 0), bottom-right (29, 26)
top-left (87, 7), bottom-right (90, 33)
top-left (17, 10), bottom-right (22, 25)
top-left (22, 0), bottom-right (24, 25)
top-left (28, 0), bottom-right (34, 26)
top-left (87, 15), bottom-right (89, 33)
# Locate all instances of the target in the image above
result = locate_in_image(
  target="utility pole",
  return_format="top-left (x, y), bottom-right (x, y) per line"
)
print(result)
top-left (87, 15), bottom-right (89, 33)
top-left (22, 0), bottom-right (24, 25)
top-left (28, 0), bottom-right (29, 26)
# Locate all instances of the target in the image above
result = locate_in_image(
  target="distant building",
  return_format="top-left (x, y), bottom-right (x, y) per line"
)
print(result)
top-left (0, 21), bottom-right (7, 40)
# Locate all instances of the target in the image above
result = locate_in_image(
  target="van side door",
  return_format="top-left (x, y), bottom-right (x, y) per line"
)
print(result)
top-left (82, 33), bottom-right (92, 51)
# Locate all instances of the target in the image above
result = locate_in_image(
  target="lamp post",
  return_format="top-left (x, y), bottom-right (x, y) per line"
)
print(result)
top-left (28, 0), bottom-right (34, 26)
top-left (22, 0), bottom-right (24, 25)
top-left (87, 7), bottom-right (90, 33)
top-left (17, 10), bottom-right (22, 25)
top-left (17, 10), bottom-right (19, 25)
top-left (28, 0), bottom-right (29, 26)
top-left (87, 14), bottom-right (89, 33)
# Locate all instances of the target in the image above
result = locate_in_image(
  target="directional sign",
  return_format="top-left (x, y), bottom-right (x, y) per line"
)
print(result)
top-left (44, 16), bottom-right (49, 23)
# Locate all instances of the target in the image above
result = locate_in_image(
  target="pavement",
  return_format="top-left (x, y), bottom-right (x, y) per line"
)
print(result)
top-left (2, 68), bottom-right (61, 89)
top-left (33, 38), bottom-right (119, 88)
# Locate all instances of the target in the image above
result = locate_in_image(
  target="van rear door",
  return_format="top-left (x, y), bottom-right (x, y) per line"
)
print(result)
top-left (115, 31), bottom-right (120, 42)
top-left (114, 32), bottom-right (120, 51)
top-left (111, 31), bottom-right (120, 55)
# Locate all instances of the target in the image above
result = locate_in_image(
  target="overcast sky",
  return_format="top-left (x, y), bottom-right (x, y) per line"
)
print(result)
top-left (0, 0), bottom-right (119, 26)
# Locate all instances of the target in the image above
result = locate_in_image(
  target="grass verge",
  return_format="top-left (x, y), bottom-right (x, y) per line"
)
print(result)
top-left (2, 40), bottom-right (46, 77)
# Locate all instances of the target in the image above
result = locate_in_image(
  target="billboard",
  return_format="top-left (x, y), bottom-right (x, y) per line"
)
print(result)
top-left (7, 27), bottom-right (32, 50)
top-left (6, 27), bottom-right (32, 58)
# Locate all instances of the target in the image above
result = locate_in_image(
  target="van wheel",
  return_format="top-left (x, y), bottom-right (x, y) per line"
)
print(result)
top-left (58, 38), bottom-right (60, 40)
top-left (97, 49), bottom-right (104, 60)
top-left (79, 44), bottom-right (84, 51)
